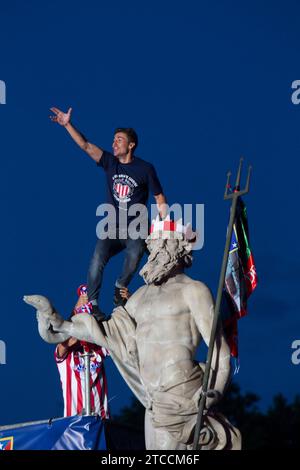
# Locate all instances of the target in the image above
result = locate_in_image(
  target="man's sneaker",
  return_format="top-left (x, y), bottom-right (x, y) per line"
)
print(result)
top-left (113, 287), bottom-right (127, 307)
top-left (90, 304), bottom-right (106, 322)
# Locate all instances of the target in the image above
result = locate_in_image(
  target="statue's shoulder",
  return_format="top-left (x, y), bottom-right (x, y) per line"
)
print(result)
top-left (178, 274), bottom-right (210, 290)
top-left (124, 284), bottom-right (148, 316)
top-left (179, 275), bottom-right (213, 300)
top-left (131, 284), bottom-right (148, 297)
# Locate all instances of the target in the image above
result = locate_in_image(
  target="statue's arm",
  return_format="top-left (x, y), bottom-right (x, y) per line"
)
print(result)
top-left (36, 311), bottom-right (71, 344)
top-left (185, 282), bottom-right (231, 407)
top-left (24, 294), bottom-right (109, 348)
top-left (51, 314), bottom-right (110, 350)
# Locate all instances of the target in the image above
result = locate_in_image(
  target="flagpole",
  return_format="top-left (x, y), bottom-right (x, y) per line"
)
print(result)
top-left (75, 285), bottom-right (93, 417)
top-left (192, 158), bottom-right (251, 450)
top-left (82, 350), bottom-right (92, 416)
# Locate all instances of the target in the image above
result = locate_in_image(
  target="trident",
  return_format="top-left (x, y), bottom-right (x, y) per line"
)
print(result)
top-left (192, 158), bottom-right (252, 450)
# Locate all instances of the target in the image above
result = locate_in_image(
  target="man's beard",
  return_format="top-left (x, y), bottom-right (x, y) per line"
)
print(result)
top-left (140, 251), bottom-right (180, 285)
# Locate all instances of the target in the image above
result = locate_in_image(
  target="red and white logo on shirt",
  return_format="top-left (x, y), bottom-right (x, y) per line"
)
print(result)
top-left (55, 346), bottom-right (109, 419)
top-left (112, 174), bottom-right (137, 203)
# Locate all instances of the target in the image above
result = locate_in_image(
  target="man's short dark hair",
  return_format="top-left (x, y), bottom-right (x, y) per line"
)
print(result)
top-left (114, 127), bottom-right (138, 151)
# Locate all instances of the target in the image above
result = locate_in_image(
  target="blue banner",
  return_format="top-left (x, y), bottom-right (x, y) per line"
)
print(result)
top-left (0, 415), bottom-right (106, 450)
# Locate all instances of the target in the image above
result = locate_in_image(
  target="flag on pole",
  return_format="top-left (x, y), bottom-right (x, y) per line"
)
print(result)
top-left (221, 197), bottom-right (258, 357)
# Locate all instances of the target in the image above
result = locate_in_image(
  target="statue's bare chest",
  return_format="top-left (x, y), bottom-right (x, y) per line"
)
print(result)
top-left (135, 283), bottom-right (188, 323)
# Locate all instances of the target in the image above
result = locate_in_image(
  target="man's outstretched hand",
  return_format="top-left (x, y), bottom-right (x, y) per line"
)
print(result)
top-left (50, 106), bottom-right (72, 126)
top-left (49, 106), bottom-right (103, 162)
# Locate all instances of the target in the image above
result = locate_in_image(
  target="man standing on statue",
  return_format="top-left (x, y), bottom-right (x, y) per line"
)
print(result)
top-left (49, 107), bottom-right (167, 321)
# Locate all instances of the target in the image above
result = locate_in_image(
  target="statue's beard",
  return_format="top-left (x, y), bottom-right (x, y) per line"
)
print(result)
top-left (140, 251), bottom-right (180, 285)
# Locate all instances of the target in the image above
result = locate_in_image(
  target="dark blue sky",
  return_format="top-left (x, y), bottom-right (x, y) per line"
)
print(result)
top-left (0, 0), bottom-right (299, 425)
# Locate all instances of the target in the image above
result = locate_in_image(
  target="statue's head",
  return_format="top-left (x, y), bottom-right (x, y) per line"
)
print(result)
top-left (140, 217), bottom-right (196, 285)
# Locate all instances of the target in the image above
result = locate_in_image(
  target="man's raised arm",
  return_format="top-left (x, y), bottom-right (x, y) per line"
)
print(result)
top-left (49, 107), bottom-right (103, 163)
top-left (154, 193), bottom-right (168, 220)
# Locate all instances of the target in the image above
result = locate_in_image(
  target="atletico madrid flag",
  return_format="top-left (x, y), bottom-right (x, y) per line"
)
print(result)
top-left (221, 197), bottom-right (258, 357)
top-left (0, 436), bottom-right (13, 450)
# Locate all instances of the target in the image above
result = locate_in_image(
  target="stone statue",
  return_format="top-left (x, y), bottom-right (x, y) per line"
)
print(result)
top-left (24, 219), bottom-right (241, 450)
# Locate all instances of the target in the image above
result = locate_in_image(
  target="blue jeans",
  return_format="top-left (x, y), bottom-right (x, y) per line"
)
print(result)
top-left (87, 234), bottom-right (146, 303)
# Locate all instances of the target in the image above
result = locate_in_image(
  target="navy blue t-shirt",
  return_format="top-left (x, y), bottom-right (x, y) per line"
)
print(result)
top-left (97, 151), bottom-right (163, 226)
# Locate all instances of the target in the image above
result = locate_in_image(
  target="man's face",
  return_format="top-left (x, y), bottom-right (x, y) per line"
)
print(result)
top-left (112, 132), bottom-right (133, 158)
